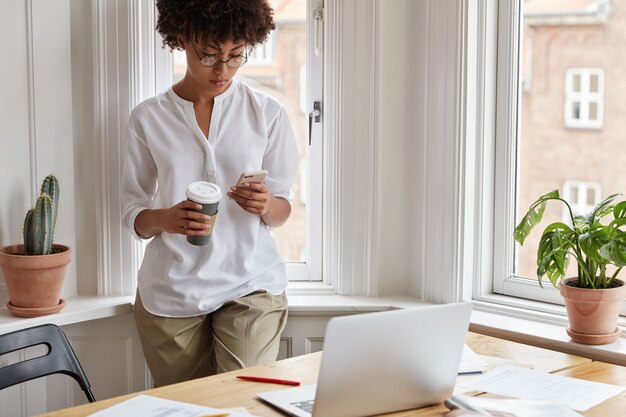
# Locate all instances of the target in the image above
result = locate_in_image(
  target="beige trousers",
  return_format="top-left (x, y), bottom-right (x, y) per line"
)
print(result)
top-left (134, 290), bottom-right (288, 387)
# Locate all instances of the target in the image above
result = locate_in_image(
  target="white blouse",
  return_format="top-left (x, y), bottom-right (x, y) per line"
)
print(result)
top-left (122, 78), bottom-right (298, 317)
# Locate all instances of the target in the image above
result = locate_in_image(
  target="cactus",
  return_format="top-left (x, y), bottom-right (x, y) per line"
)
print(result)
top-left (23, 175), bottom-right (59, 255)
top-left (40, 174), bottom-right (59, 230)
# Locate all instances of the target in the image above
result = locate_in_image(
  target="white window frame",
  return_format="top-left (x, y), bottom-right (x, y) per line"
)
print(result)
top-left (564, 68), bottom-right (604, 129)
top-left (490, 0), bottom-right (569, 306)
top-left (485, 1), bottom-right (626, 315)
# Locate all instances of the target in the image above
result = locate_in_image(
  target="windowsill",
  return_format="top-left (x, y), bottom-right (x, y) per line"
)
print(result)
top-left (470, 295), bottom-right (626, 367)
top-left (0, 295), bottom-right (134, 335)
top-left (1, 287), bottom-right (624, 367)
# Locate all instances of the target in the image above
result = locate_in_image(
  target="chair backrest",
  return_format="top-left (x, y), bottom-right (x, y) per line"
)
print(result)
top-left (0, 323), bottom-right (96, 402)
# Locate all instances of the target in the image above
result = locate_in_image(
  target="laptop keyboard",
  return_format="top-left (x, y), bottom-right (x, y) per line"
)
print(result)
top-left (291, 399), bottom-right (315, 413)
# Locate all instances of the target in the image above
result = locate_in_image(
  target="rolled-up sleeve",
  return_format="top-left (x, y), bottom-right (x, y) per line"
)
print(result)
top-left (122, 122), bottom-right (158, 240)
top-left (263, 107), bottom-right (299, 201)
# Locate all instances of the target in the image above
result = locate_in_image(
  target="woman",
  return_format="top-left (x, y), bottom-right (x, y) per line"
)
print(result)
top-left (122, 0), bottom-right (298, 387)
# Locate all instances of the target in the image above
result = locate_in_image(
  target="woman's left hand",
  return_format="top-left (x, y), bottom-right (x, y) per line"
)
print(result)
top-left (228, 182), bottom-right (273, 216)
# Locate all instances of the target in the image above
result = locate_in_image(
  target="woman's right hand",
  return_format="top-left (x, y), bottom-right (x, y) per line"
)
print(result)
top-left (134, 200), bottom-right (213, 238)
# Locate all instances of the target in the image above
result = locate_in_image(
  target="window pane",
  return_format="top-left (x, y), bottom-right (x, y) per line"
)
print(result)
top-left (572, 74), bottom-right (581, 92)
top-left (516, 3), bottom-right (616, 279)
top-left (569, 186), bottom-right (578, 205)
top-left (171, 1), bottom-right (308, 264)
top-left (572, 101), bottom-right (580, 120)
top-left (590, 74), bottom-right (599, 93)
top-left (589, 101), bottom-right (598, 120)
top-left (587, 188), bottom-right (596, 206)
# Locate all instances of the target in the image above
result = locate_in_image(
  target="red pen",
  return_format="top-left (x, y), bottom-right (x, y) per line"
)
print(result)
top-left (236, 375), bottom-right (301, 386)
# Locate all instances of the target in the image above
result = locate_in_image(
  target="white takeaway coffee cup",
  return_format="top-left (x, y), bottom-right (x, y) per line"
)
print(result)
top-left (185, 181), bottom-right (222, 246)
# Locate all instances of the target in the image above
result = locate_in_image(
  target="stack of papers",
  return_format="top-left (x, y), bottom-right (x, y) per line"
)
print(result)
top-left (87, 395), bottom-right (257, 417)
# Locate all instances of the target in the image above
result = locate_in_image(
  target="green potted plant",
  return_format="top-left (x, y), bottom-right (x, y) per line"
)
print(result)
top-left (0, 175), bottom-right (71, 318)
top-left (514, 190), bottom-right (626, 345)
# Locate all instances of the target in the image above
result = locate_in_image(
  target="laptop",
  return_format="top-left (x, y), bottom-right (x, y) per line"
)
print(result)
top-left (257, 302), bottom-right (472, 417)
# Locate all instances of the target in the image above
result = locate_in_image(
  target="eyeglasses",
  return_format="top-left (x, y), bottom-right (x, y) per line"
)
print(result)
top-left (189, 42), bottom-right (248, 68)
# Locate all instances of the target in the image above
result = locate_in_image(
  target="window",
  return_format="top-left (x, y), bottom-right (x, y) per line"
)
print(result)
top-left (247, 32), bottom-right (276, 66)
top-left (96, 0), bottom-right (379, 296)
top-left (564, 68), bottom-right (604, 129)
top-left (491, 0), bottom-right (626, 312)
top-left (161, 0), bottom-right (323, 281)
top-left (562, 181), bottom-right (601, 221)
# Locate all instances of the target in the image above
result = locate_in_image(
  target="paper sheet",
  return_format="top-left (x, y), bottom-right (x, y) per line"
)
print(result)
top-left (451, 394), bottom-right (584, 417)
top-left (459, 345), bottom-right (490, 374)
top-left (458, 365), bottom-right (625, 411)
top-left (87, 394), bottom-right (255, 417)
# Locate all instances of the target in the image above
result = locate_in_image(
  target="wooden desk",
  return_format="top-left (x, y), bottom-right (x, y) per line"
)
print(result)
top-left (36, 333), bottom-right (624, 417)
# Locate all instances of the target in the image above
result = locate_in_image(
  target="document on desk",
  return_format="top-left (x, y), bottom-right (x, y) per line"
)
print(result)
top-left (458, 345), bottom-right (490, 374)
top-left (87, 394), bottom-right (256, 417)
top-left (458, 365), bottom-right (625, 411)
top-left (449, 394), bottom-right (584, 417)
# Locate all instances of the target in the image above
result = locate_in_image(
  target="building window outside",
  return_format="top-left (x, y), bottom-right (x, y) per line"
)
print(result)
top-left (562, 181), bottom-right (601, 223)
top-left (247, 32), bottom-right (276, 66)
top-left (564, 68), bottom-right (604, 129)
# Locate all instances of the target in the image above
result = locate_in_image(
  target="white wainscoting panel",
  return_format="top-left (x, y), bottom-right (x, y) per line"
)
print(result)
top-left (280, 313), bottom-right (371, 358)
top-left (278, 336), bottom-right (293, 360)
top-left (63, 314), bottom-right (149, 403)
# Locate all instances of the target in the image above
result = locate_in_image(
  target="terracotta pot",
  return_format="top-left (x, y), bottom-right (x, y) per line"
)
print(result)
top-left (560, 278), bottom-right (625, 345)
top-left (0, 244), bottom-right (70, 316)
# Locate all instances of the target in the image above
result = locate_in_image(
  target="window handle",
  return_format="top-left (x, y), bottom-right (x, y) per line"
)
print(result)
top-left (308, 101), bottom-right (321, 146)
top-left (314, 8), bottom-right (324, 56)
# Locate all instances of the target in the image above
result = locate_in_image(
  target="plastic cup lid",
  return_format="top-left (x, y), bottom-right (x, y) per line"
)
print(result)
top-left (186, 181), bottom-right (222, 204)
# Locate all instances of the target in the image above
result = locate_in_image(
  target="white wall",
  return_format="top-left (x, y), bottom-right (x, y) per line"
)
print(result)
top-left (0, 0), bottom-right (78, 305)
top-left (70, 0), bottom-right (99, 295)
top-left (375, 0), bottom-right (465, 302)
top-left (375, 0), bottom-right (429, 296)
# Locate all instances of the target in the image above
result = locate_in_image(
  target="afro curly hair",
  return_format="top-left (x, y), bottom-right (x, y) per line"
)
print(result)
top-left (156, 0), bottom-right (276, 51)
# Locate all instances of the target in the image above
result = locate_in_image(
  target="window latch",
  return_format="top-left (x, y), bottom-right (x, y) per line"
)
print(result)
top-left (314, 8), bottom-right (324, 56)
top-left (308, 101), bottom-right (321, 146)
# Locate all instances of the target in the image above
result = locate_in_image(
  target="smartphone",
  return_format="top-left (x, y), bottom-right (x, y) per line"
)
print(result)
top-left (236, 170), bottom-right (268, 186)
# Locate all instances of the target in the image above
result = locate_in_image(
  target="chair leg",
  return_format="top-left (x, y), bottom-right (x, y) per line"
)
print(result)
top-left (85, 388), bottom-right (96, 403)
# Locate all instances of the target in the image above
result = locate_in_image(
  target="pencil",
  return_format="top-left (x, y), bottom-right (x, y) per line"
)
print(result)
top-left (236, 375), bottom-right (301, 386)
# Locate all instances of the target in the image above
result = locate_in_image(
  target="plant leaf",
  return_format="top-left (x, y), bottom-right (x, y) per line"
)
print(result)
top-left (589, 193), bottom-right (620, 224)
top-left (599, 232), bottom-right (626, 268)
top-left (614, 201), bottom-right (626, 220)
top-left (579, 227), bottom-right (610, 265)
top-left (573, 213), bottom-right (590, 233)
top-left (536, 222), bottom-right (573, 287)
top-left (607, 218), bottom-right (626, 232)
top-left (514, 190), bottom-right (560, 245)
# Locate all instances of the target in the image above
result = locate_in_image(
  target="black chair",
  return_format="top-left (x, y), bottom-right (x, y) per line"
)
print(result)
top-left (0, 323), bottom-right (96, 402)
